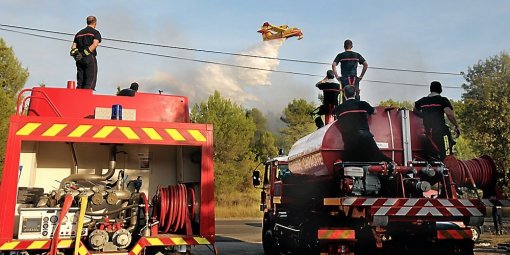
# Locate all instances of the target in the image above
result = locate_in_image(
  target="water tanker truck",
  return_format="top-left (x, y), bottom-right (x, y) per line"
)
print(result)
top-left (253, 107), bottom-right (509, 255)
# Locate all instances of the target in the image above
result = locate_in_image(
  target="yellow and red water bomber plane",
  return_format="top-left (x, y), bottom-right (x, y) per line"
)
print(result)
top-left (257, 22), bottom-right (303, 41)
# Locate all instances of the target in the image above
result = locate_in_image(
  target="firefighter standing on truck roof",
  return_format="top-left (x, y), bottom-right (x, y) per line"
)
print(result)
top-left (70, 16), bottom-right (101, 90)
top-left (414, 81), bottom-right (460, 161)
top-left (332, 39), bottom-right (368, 100)
top-left (118, 82), bottom-right (139, 97)
top-left (335, 85), bottom-right (390, 162)
top-left (314, 70), bottom-right (340, 128)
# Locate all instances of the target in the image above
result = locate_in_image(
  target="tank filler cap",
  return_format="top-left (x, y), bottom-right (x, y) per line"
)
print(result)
top-left (113, 229), bottom-right (132, 249)
top-left (89, 229), bottom-right (109, 250)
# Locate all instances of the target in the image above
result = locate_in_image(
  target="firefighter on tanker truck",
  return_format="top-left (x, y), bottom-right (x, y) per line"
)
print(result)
top-left (313, 73), bottom-right (461, 165)
top-left (252, 76), bottom-right (510, 255)
top-left (314, 70), bottom-right (340, 129)
top-left (332, 39), bottom-right (368, 101)
top-left (414, 81), bottom-right (461, 161)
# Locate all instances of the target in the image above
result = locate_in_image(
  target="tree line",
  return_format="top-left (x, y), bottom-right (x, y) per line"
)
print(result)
top-left (0, 38), bottom-right (29, 174)
top-left (176, 53), bottom-right (510, 197)
top-left (190, 92), bottom-right (317, 195)
top-left (0, 36), bottom-right (509, 195)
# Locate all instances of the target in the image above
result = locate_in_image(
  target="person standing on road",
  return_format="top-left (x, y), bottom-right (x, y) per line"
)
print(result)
top-left (332, 39), bottom-right (368, 100)
top-left (70, 16), bottom-right (101, 90)
top-left (493, 205), bottom-right (503, 235)
top-left (414, 81), bottom-right (460, 161)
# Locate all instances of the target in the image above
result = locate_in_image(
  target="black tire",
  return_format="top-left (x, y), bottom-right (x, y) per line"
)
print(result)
top-left (262, 227), bottom-right (279, 255)
top-left (436, 240), bottom-right (474, 255)
top-left (470, 226), bottom-right (481, 242)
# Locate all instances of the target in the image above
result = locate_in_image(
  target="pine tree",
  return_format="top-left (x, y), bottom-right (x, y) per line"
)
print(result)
top-left (0, 38), bottom-right (30, 173)
top-left (247, 108), bottom-right (277, 162)
top-left (190, 91), bottom-right (256, 194)
top-left (279, 99), bottom-right (317, 152)
top-left (460, 52), bottom-right (510, 195)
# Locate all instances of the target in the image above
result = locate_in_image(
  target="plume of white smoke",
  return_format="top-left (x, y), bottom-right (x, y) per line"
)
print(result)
top-left (233, 39), bottom-right (285, 86)
top-left (194, 39), bottom-right (285, 102)
top-left (138, 39), bottom-right (289, 109)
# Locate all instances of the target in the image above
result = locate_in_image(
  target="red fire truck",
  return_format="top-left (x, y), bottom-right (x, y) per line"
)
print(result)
top-left (0, 84), bottom-right (215, 255)
top-left (253, 107), bottom-right (509, 255)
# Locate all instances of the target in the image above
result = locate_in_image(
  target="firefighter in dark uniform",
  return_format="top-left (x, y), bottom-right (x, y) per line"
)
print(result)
top-left (118, 82), bottom-right (139, 97)
top-left (314, 70), bottom-right (340, 128)
top-left (414, 81), bottom-right (460, 161)
top-left (332, 39), bottom-right (368, 100)
top-left (335, 85), bottom-right (390, 162)
top-left (70, 16), bottom-right (101, 90)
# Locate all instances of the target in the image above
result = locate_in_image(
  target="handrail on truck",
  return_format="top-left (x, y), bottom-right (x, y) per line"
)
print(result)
top-left (16, 88), bottom-right (62, 117)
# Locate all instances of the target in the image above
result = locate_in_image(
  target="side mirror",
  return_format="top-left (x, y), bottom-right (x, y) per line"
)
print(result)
top-left (252, 170), bottom-right (261, 187)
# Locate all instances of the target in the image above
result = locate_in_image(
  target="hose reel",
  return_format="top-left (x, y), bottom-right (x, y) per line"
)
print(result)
top-left (153, 184), bottom-right (196, 235)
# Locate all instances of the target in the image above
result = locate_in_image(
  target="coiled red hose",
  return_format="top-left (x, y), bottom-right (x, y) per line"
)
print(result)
top-left (444, 155), bottom-right (496, 191)
top-left (153, 184), bottom-right (196, 234)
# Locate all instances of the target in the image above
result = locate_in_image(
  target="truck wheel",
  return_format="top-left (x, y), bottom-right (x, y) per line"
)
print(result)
top-left (470, 227), bottom-right (480, 242)
top-left (437, 240), bottom-right (474, 255)
top-left (262, 228), bottom-right (279, 255)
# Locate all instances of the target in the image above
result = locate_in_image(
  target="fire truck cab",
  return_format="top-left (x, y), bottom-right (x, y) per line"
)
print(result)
top-left (253, 156), bottom-right (288, 212)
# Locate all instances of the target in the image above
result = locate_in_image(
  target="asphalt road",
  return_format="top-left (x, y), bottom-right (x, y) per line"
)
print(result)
top-left (190, 219), bottom-right (505, 255)
top-left (215, 219), bottom-right (263, 243)
top-left (192, 219), bottom-right (264, 255)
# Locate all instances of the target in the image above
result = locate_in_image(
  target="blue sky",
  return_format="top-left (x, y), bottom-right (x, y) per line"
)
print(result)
top-left (1, 1), bottom-right (510, 118)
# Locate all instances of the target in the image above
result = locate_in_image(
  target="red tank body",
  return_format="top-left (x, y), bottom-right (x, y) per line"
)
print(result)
top-left (288, 107), bottom-right (428, 176)
top-left (287, 106), bottom-right (498, 196)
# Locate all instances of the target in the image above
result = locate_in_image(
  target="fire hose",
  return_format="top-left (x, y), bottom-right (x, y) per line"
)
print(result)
top-left (444, 155), bottom-right (496, 191)
top-left (140, 192), bottom-right (150, 236)
top-left (153, 184), bottom-right (196, 235)
top-left (49, 194), bottom-right (73, 255)
top-left (74, 196), bottom-right (88, 255)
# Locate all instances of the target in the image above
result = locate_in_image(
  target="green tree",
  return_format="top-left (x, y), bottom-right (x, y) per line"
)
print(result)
top-left (460, 52), bottom-right (510, 194)
top-left (0, 38), bottom-right (30, 172)
top-left (246, 108), bottom-right (277, 162)
top-left (279, 99), bottom-right (317, 152)
top-left (190, 91), bottom-right (256, 193)
top-left (449, 100), bottom-right (476, 160)
top-left (378, 99), bottom-right (414, 109)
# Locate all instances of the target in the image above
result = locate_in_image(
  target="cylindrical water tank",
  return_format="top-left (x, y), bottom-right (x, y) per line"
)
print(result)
top-left (287, 107), bottom-right (429, 176)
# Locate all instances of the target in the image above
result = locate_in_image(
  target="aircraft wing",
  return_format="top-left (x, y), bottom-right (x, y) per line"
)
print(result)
top-left (269, 25), bottom-right (286, 33)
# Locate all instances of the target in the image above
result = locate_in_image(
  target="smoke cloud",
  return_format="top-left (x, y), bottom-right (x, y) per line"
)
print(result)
top-left (141, 39), bottom-right (286, 105)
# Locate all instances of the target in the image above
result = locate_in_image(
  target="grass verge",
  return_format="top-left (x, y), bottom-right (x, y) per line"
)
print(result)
top-left (215, 189), bottom-right (263, 219)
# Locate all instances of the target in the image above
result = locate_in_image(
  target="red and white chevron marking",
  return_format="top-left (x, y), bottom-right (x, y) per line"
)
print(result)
top-left (341, 198), bottom-right (480, 207)
top-left (332, 198), bottom-right (484, 217)
top-left (371, 205), bottom-right (483, 217)
top-left (480, 199), bottom-right (510, 207)
top-left (437, 229), bottom-right (472, 240)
